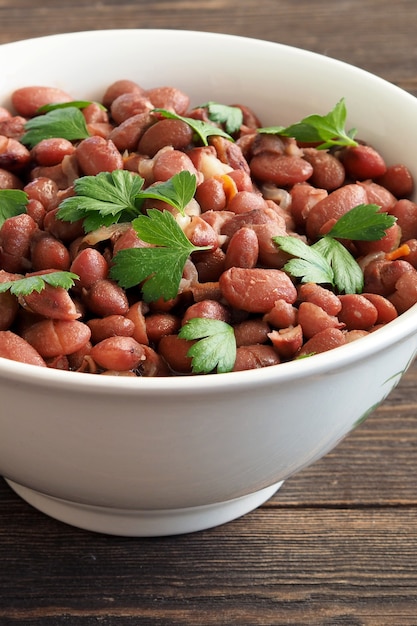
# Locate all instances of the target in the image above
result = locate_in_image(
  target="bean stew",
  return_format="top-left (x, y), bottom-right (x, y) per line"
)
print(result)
top-left (0, 80), bottom-right (416, 376)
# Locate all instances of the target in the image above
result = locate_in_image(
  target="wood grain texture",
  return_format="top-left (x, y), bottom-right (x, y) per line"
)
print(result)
top-left (1, 1), bottom-right (417, 623)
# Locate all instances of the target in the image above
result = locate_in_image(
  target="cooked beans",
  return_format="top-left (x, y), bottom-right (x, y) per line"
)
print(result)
top-left (0, 78), bottom-right (416, 376)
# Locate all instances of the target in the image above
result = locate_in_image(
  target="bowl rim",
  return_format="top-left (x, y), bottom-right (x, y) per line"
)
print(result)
top-left (1, 29), bottom-right (417, 394)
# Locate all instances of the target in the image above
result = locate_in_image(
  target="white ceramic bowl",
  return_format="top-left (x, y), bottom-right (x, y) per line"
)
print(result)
top-left (1, 30), bottom-right (417, 536)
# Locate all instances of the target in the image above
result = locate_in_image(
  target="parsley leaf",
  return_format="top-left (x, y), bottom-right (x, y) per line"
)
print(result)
top-left (179, 318), bottom-right (237, 374)
top-left (0, 189), bottom-right (28, 227)
top-left (326, 203), bottom-right (396, 240)
top-left (57, 170), bottom-right (198, 232)
top-left (273, 236), bottom-right (334, 286)
top-left (110, 209), bottom-right (211, 302)
top-left (0, 271), bottom-right (79, 296)
top-left (153, 108), bottom-right (234, 145)
top-left (136, 170), bottom-right (197, 216)
top-left (274, 203), bottom-right (395, 293)
top-left (313, 236), bottom-right (364, 294)
top-left (199, 102), bottom-right (243, 134)
top-left (258, 98), bottom-right (358, 150)
top-left (21, 106), bottom-right (90, 148)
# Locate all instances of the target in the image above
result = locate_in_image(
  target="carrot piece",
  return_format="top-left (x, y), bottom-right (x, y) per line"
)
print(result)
top-left (385, 243), bottom-right (411, 261)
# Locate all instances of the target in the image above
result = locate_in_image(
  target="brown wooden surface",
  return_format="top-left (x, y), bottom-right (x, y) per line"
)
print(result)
top-left (1, 1), bottom-right (417, 624)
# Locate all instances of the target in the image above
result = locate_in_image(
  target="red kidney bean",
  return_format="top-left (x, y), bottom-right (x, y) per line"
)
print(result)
top-left (70, 248), bottom-right (109, 289)
top-left (183, 216), bottom-right (218, 249)
top-left (137, 345), bottom-right (171, 377)
top-left (23, 282), bottom-right (80, 320)
top-left (306, 183), bottom-right (368, 239)
top-left (102, 79), bottom-right (145, 109)
top-left (226, 190), bottom-right (267, 214)
top-left (83, 279), bottom-right (129, 317)
top-left (0, 213), bottom-right (37, 259)
top-left (224, 227), bottom-right (259, 269)
top-left (75, 136), bottom-right (123, 175)
top-left (302, 147), bottom-right (346, 190)
top-left (250, 153), bottom-right (313, 187)
top-left (358, 180), bottom-right (397, 212)
top-left (388, 269), bottom-right (417, 314)
top-left (193, 248), bottom-right (226, 283)
top-left (158, 334), bottom-right (194, 374)
top-left (82, 102), bottom-right (109, 125)
top-left (375, 164), bottom-right (414, 198)
top-left (87, 315), bottom-right (135, 343)
top-left (0, 271), bottom-right (19, 330)
top-left (233, 319), bottom-right (271, 346)
top-left (362, 293), bottom-right (398, 324)
top-left (110, 93), bottom-right (153, 125)
top-left (44, 207), bottom-right (85, 242)
top-left (263, 299), bottom-right (297, 328)
top-left (146, 86), bottom-right (190, 115)
top-left (389, 199), bottom-right (417, 242)
top-left (268, 325), bottom-right (303, 359)
top-left (298, 282), bottom-right (342, 316)
top-left (138, 119), bottom-right (194, 158)
top-left (195, 177), bottom-right (227, 212)
top-left (30, 231), bottom-right (71, 271)
top-left (0, 115), bottom-right (27, 140)
top-left (125, 301), bottom-right (149, 345)
top-left (24, 177), bottom-right (59, 211)
top-left (297, 301), bottom-right (344, 339)
top-left (152, 148), bottom-right (199, 182)
top-left (182, 299), bottom-right (230, 325)
top-left (0, 330), bottom-right (46, 366)
top-left (290, 182), bottom-right (328, 228)
top-left (0, 168), bottom-right (24, 189)
top-left (363, 258), bottom-right (414, 296)
top-left (25, 199), bottom-right (45, 226)
top-left (298, 327), bottom-right (346, 357)
top-left (11, 86), bottom-right (72, 117)
top-left (232, 344), bottom-right (280, 371)
top-left (219, 267), bottom-right (297, 313)
top-left (210, 136), bottom-right (250, 173)
top-left (337, 294), bottom-right (379, 330)
top-left (0, 135), bottom-right (31, 172)
top-left (31, 138), bottom-right (75, 167)
top-left (145, 312), bottom-right (181, 345)
top-left (340, 144), bottom-right (387, 180)
top-left (23, 319), bottom-right (91, 357)
top-left (108, 112), bottom-right (153, 152)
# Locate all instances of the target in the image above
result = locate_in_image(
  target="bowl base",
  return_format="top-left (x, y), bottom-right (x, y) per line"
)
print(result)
top-left (5, 479), bottom-right (284, 536)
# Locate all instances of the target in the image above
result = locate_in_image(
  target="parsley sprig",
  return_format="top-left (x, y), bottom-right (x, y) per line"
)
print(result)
top-left (153, 108), bottom-right (234, 145)
top-left (179, 318), bottom-right (237, 374)
top-left (57, 170), bottom-right (197, 232)
top-left (110, 209), bottom-right (211, 302)
top-left (258, 98), bottom-right (358, 150)
top-left (0, 271), bottom-right (79, 296)
top-left (21, 106), bottom-right (91, 148)
top-left (0, 189), bottom-right (28, 227)
top-left (274, 204), bottom-right (396, 293)
top-left (199, 102), bottom-right (243, 134)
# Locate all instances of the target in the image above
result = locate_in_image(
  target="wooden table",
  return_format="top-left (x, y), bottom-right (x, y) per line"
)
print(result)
top-left (1, 1), bottom-right (417, 624)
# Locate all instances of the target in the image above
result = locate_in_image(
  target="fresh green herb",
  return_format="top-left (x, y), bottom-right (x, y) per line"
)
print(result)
top-left (258, 98), bottom-right (358, 150)
top-left (199, 102), bottom-right (243, 135)
top-left (0, 271), bottom-right (79, 297)
top-left (274, 204), bottom-right (397, 293)
top-left (179, 318), bottom-right (237, 374)
top-left (137, 170), bottom-right (197, 215)
top-left (57, 170), bottom-right (197, 232)
top-left (326, 203), bottom-right (396, 240)
top-left (21, 106), bottom-right (90, 148)
top-left (152, 108), bottom-right (234, 145)
top-left (37, 100), bottom-right (107, 113)
top-left (110, 209), bottom-right (211, 302)
top-left (0, 189), bottom-right (28, 227)
top-left (273, 236), bottom-right (334, 286)
top-left (57, 170), bottom-right (145, 231)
